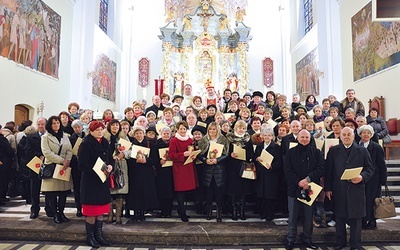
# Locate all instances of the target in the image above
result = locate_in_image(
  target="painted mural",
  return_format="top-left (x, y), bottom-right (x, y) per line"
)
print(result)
top-left (0, 0), bottom-right (61, 78)
top-left (295, 47), bottom-right (319, 101)
top-left (91, 54), bottom-right (117, 102)
top-left (352, 2), bottom-right (400, 82)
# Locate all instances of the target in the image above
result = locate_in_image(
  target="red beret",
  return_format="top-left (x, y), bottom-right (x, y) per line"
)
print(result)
top-left (89, 121), bottom-right (105, 131)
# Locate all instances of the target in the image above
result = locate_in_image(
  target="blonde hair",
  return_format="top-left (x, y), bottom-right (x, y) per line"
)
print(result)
top-left (234, 120), bottom-right (247, 130)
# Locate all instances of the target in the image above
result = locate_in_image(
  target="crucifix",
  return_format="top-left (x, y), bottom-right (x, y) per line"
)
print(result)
top-left (197, 10), bottom-right (214, 32)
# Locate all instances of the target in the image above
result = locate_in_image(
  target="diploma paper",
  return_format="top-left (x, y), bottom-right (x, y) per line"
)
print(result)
top-left (118, 138), bottom-right (132, 152)
top-left (266, 119), bottom-right (277, 128)
top-left (208, 142), bottom-right (224, 159)
top-left (315, 121), bottom-right (325, 131)
top-left (183, 150), bottom-right (201, 165)
top-left (289, 142), bottom-right (298, 149)
top-left (223, 113), bottom-right (236, 122)
top-left (26, 156), bottom-right (42, 174)
top-left (72, 137), bottom-right (83, 156)
top-left (197, 121), bottom-right (207, 128)
top-left (173, 116), bottom-right (181, 123)
top-left (158, 148), bottom-right (173, 167)
top-left (233, 144), bottom-right (246, 161)
top-left (315, 139), bottom-right (324, 151)
top-left (254, 114), bottom-right (264, 121)
top-left (157, 110), bottom-right (164, 118)
top-left (259, 149), bottom-right (274, 169)
top-left (93, 157), bottom-right (107, 183)
top-left (340, 167), bottom-right (363, 180)
top-left (324, 138), bottom-right (339, 159)
top-left (53, 165), bottom-right (71, 181)
top-left (156, 123), bottom-right (167, 134)
top-left (130, 145), bottom-right (151, 159)
top-left (297, 182), bottom-right (323, 206)
top-left (378, 139), bottom-right (383, 148)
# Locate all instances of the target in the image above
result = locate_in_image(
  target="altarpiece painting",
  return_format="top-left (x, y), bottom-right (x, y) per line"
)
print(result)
top-left (91, 53), bottom-right (117, 102)
top-left (295, 47), bottom-right (320, 101)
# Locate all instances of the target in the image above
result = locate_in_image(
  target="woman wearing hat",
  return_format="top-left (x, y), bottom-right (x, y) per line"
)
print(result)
top-left (103, 119), bottom-right (130, 224)
top-left (78, 120), bottom-right (113, 247)
top-left (197, 122), bottom-right (229, 222)
top-left (357, 125), bottom-right (387, 229)
top-left (126, 125), bottom-right (158, 221)
top-left (191, 125), bottom-right (207, 214)
top-left (155, 126), bottom-right (174, 218)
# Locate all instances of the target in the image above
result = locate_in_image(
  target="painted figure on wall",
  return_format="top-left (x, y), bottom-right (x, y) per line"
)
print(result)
top-left (172, 72), bottom-right (184, 96)
top-left (0, 0), bottom-right (61, 78)
top-left (295, 47), bottom-right (320, 101)
top-left (92, 54), bottom-right (117, 102)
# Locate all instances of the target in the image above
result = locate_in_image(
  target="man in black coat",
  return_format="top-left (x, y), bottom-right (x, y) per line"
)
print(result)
top-left (283, 129), bottom-right (324, 250)
top-left (325, 127), bottom-right (374, 250)
top-left (145, 95), bottom-right (165, 118)
top-left (24, 117), bottom-right (52, 218)
top-left (0, 132), bottom-right (14, 205)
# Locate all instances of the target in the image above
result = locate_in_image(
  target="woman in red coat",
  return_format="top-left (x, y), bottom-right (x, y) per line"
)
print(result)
top-left (168, 121), bottom-right (196, 222)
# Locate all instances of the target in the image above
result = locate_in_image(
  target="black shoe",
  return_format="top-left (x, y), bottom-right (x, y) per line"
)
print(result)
top-left (285, 242), bottom-right (294, 250)
top-left (46, 211), bottom-right (55, 218)
top-left (334, 245), bottom-right (346, 250)
top-left (60, 213), bottom-right (69, 222)
top-left (85, 222), bottom-right (100, 248)
top-left (76, 210), bottom-right (83, 217)
top-left (30, 213), bottom-right (39, 219)
top-left (94, 220), bottom-right (111, 246)
top-left (53, 214), bottom-right (63, 224)
top-left (364, 220), bottom-right (377, 230)
top-left (303, 241), bottom-right (318, 249)
top-left (180, 214), bottom-right (189, 222)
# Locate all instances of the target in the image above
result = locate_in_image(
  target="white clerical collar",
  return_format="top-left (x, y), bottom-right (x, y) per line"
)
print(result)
top-left (264, 142), bottom-right (271, 149)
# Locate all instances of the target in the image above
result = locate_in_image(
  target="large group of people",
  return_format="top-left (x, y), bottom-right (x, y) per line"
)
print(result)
top-left (0, 85), bottom-right (388, 249)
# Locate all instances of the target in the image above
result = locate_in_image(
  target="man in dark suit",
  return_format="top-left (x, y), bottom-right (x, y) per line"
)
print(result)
top-left (24, 117), bottom-right (52, 219)
top-left (283, 129), bottom-right (324, 250)
top-left (281, 120), bottom-right (317, 157)
top-left (145, 95), bottom-right (165, 118)
top-left (325, 127), bottom-right (374, 250)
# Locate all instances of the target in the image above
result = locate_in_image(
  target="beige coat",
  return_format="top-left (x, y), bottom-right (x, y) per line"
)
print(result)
top-left (41, 132), bottom-right (73, 192)
top-left (103, 130), bottom-right (130, 194)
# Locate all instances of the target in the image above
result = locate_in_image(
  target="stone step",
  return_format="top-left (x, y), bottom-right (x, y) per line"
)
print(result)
top-left (387, 176), bottom-right (400, 182)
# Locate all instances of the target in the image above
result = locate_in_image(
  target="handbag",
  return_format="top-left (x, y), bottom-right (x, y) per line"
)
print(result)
top-left (38, 163), bottom-right (56, 179)
top-left (110, 160), bottom-right (125, 189)
top-left (382, 134), bottom-right (392, 144)
top-left (374, 185), bottom-right (396, 219)
top-left (38, 146), bottom-right (63, 180)
top-left (239, 162), bottom-right (257, 180)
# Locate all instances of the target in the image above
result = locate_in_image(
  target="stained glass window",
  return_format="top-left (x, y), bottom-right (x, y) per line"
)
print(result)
top-left (304, 0), bottom-right (313, 34)
top-left (99, 0), bottom-right (108, 33)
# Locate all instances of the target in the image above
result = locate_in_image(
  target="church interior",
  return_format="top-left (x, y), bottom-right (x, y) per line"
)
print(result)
top-left (0, 0), bottom-right (399, 128)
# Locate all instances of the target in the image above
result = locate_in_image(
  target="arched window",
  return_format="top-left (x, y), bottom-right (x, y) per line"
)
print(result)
top-left (99, 0), bottom-right (109, 33)
top-left (304, 0), bottom-right (313, 34)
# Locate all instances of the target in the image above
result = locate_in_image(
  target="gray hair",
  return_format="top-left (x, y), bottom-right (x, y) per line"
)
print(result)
top-left (357, 124), bottom-right (374, 136)
top-left (71, 120), bottom-right (84, 128)
top-left (261, 127), bottom-right (275, 137)
top-left (160, 126), bottom-right (171, 134)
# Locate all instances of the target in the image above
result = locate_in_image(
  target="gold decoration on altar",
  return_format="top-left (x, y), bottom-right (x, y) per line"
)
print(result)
top-left (161, 42), bottom-right (173, 94)
top-left (237, 42), bottom-right (249, 94)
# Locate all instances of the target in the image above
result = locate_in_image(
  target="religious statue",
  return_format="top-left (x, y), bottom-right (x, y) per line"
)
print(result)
top-left (172, 72), bottom-right (185, 96)
top-left (235, 7), bottom-right (246, 26)
top-left (226, 72), bottom-right (239, 92)
top-left (183, 15), bottom-right (192, 30)
top-left (219, 16), bottom-right (229, 30)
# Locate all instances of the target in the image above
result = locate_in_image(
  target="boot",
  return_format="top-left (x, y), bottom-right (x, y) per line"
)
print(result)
top-left (115, 198), bottom-right (123, 224)
top-left (216, 206), bottom-right (222, 222)
top-left (106, 202), bottom-right (113, 223)
top-left (94, 220), bottom-right (111, 246)
top-left (239, 197), bottom-right (246, 221)
top-left (76, 205), bottom-right (83, 217)
top-left (231, 202), bottom-right (238, 221)
top-left (85, 222), bottom-right (100, 248)
top-left (206, 206), bottom-right (212, 220)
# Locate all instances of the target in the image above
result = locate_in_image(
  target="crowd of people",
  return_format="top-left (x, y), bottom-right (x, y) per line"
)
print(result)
top-left (0, 85), bottom-right (389, 249)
